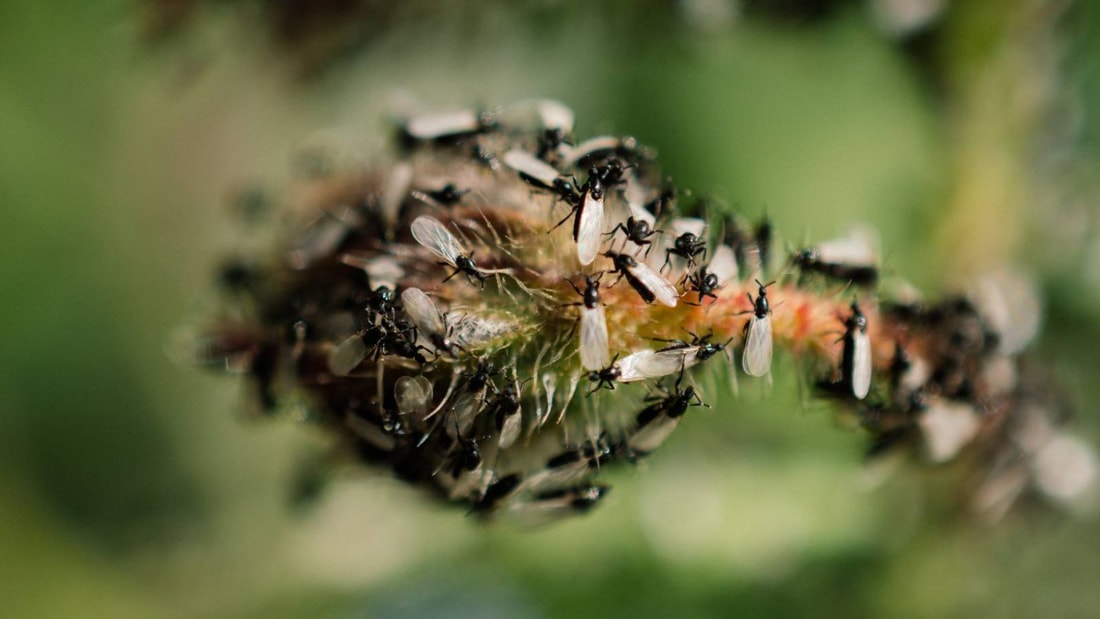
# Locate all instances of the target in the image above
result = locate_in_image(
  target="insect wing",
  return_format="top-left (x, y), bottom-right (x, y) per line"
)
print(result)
top-left (575, 190), bottom-right (605, 265)
top-left (339, 254), bottom-right (405, 290)
top-left (395, 375), bottom-right (434, 417)
top-left (919, 399), bottom-right (980, 463)
top-left (579, 305), bottom-right (610, 371)
top-left (671, 217), bottom-right (706, 238)
top-left (618, 349), bottom-right (683, 383)
top-left (498, 410), bottom-right (522, 449)
top-left (721, 346), bottom-right (741, 396)
top-left (410, 215), bottom-right (466, 265)
top-left (629, 405), bottom-right (682, 455)
top-left (561, 136), bottom-right (622, 169)
top-left (655, 346), bottom-right (703, 371)
top-left (628, 201), bottom-right (656, 227)
top-left (401, 287), bottom-right (446, 339)
top-left (741, 315), bottom-right (773, 377)
top-left (626, 260), bottom-right (679, 307)
top-left (289, 207), bottom-right (360, 269)
top-left (406, 109), bottom-right (481, 140)
top-left (537, 99), bottom-right (575, 133)
top-left (328, 333), bottom-right (366, 376)
top-left (851, 329), bottom-right (872, 399)
top-left (380, 162), bottom-right (413, 227)
top-left (816, 227), bottom-right (878, 265)
top-left (708, 244), bottom-right (739, 284)
top-left (505, 485), bottom-right (608, 527)
top-left (447, 389), bottom-right (484, 439)
top-left (496, 99), bottom-right (574, 133)
top-left (503, 149), bottom-right (561, 187)
top-left (524, 451), bottom-right (593, 494)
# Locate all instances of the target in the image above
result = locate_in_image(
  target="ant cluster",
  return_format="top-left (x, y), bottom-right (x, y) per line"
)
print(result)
top-left (196, 100), bottom-right (1094, 525)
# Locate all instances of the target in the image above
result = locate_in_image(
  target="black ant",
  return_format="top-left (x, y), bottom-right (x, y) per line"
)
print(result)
top-left (606, 216), bottom-right (659, 253)
top-left (662, 231), bottom-right (708, 272)
top-left (683, 266), bottom-right (720, 305)
top-left (587, 356), bottom-right (622, 394)
top-left (550, 159), bottom-right (626, 240)
top-left (653, 331), bottom-right (730, 363)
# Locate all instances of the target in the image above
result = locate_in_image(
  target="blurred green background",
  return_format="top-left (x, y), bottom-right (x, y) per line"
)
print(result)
top-left (3, 1), bottom-right (1100, 617)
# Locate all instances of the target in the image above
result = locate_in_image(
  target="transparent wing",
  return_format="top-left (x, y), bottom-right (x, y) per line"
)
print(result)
top-left (338, 254), bottom-right (405, 290)
top-left (401, 287), bottom-right (445, 338)
top-left (707, 244), bottom-right (739, 284)
top-left (644, 228), bottom-right (673, 271)
top-left (502, 149), bottom-right (562, 186)
top-left (851, 330), bottom-right (872, 399)
top-left (616, 350), bottom-right (652, 382)
top-left (816, 227), bottom-right (878, 265)
top-left (328, 333), bottom-right (366, 376)
top-left (396, 375), bottom-right (434, 417)
top-left (741, 316), bottom-right (773, 377)
top-left (628, 201), bottom-right (656, 226)
top-left (406, 109), bottom-right (480, 139)
top-left (523, 451), bottom-right (596, 495)
top-left (969, 270), bottom-right (1041, 355)
top-left (1032, 434), bottom-right (1098, 504)
top-left (380, 162), bottom-right (413, 227)
top-left (537, 99), bottom-right (575, 133)
top-left (918, 399), bottom-right (980, 463)
top-left (575, 192), bottom-right (605, 265)
top-left (410, 215), bottom-right (465, 264)
top-left (447, 389), bottom-right (484, 439)
top-left (628, 407), bottom-right (682, 455)
top-left (670, 217), bottom-right (706, 238)
top-left (652, 346), bottom-right (702, 372)
top-left (504, 485), bottom-right (607, 527)
top-left (562, 136), bottom-right (621, 169)
top-left (289, 207), bottom-right (360, 269)
top-left (363, 255), bottom-right (405, 290)
top-left (618, 349), bottom-right (684, 383)
top-left (627, 261), bottom-right (679, 308)
top-left (579, 305), bottom-right (610, 371)
top-left (498, 410), bottom-right (522, 449)
top-left (496, 99), bottom-right (574, 133)
top-left (722, 346), bottom-right (740, 396)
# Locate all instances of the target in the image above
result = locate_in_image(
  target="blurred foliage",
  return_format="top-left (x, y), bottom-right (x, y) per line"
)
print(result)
top-left (2, 0), bottom-right (1100, 617)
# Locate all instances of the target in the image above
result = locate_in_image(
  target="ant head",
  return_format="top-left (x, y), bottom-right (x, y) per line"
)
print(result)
top-left (755, 279), bottom-right (775, 294)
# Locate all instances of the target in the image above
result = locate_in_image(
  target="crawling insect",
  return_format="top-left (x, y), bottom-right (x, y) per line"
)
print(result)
top-left (410, 215), bottom-right (490, 285)
top-left (741, 279), bottom-right (775, 377)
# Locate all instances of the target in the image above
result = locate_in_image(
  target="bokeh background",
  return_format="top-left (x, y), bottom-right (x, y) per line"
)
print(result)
top-left (3, 0), bottom-right (1100, 617)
